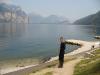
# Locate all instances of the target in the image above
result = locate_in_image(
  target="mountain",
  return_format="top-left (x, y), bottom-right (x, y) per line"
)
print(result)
top-left (74, 11), bottom-right (100, 25)
top-left (29, 13), bottom-right (70, 24)
top-left (43, 15), bottom-right (70, 24)
top-left (0, 3), bottom-right (28, 23)
top-left (29, 13), bottom-right (44, 23)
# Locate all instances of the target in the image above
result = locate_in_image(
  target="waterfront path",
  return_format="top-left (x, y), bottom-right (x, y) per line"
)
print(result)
top-left (53, 58), bottom-right (81, 75)
top-left (53, 39), bottom-right (100, 75)
top-left (65, 39), bottom-right (95, 56)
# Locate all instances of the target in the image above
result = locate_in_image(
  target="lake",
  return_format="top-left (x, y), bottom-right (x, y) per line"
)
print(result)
top-left (0, 23), bottom-right (100, 63)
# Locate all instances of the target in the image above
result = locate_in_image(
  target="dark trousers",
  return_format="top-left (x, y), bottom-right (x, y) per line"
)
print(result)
top-left (58, 53), bottom-right (64, 68)
top-left (58, 59), bottom-right (64, 68)
top-left (58, 48), bottom-right (65, 68)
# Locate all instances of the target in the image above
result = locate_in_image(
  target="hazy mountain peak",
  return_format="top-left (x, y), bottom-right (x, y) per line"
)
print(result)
top-left (0, 3), bottom-right (28, 23)
top-left (29, 13), bottom-right (70, 24)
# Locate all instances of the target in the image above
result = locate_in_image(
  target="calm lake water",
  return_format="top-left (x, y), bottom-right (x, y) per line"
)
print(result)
top-left (0, 23), bottom-right (100, 62)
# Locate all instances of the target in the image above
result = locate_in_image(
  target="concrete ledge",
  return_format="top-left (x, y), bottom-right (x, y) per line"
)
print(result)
top-left (94, 36), bottom-right (100, 39)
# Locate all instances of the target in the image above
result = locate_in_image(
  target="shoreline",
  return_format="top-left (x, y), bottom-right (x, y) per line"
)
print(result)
top-left (49, 39), bottom-right (100, 61)
top-left (0, 58), bottom-right (39, 74)
top-left (0, 44), bottom-right (79, 74)
top-left (1, 39), bottom-right (100, 75)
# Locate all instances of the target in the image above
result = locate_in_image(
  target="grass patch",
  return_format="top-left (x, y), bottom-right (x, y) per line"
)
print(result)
top-left (44, 71), bottom-right (53, 75)
top-left (29, 68), bottom-right (52, 75)
top-left (74, 49), bottom-right (100, 75)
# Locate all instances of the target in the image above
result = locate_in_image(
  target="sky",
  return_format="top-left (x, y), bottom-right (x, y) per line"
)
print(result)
top-left (0, 0), bottom-right (100, 22)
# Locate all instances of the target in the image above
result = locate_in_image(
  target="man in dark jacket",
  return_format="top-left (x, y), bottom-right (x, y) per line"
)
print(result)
top-left (58, 37), bottom-right (66, 68)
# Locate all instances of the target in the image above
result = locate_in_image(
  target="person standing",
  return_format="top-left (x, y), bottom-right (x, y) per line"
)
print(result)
top-left (58, 37), bottom-right (66, 68)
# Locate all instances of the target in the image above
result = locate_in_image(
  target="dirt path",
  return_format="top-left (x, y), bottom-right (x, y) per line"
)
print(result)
top-left (53, 58), bottom-right (81, 75)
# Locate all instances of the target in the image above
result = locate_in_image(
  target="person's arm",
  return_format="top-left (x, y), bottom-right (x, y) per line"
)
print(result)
top-left (64, 40), bottom-right (67, 44)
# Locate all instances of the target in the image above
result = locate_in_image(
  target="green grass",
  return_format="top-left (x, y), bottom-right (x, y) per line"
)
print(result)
top-left (44, 71), bottom-right (53, 75)
top-left (74, 49), bottom-right (100, 75)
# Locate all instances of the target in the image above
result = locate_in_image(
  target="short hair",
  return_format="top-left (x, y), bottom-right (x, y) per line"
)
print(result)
top-left (60, 36), bottom-right (64, 40)
top-left (60, 37), bottom-right (64, 43)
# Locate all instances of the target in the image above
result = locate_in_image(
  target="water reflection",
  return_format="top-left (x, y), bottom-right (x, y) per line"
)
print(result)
top-left (0, 23), bottom-right (27, 38)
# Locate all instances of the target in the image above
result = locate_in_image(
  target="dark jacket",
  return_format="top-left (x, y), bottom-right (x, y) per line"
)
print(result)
top-left (59, 42), bottom-right (66, 60)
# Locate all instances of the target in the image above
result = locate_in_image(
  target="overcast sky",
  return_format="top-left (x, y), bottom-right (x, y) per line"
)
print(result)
top-left (0, 0), bottom-right (100, 22)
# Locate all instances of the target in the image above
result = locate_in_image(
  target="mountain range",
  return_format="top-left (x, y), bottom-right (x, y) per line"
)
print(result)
top-left (74, 11), bottom-right (100, 25)
top-left (1, 3), bottom-right (99, 25)
top-left (29, 13), bottom-right (70, 24)
top-left (0, 3), bottom-right (70, 24)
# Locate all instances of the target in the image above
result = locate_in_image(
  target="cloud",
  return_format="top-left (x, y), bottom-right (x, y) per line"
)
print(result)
top-left (0, 0), bottom-right (11, 4)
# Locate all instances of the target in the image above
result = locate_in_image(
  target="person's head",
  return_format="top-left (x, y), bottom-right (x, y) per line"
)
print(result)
top-left (60, 36), bottom-right (64, 43)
